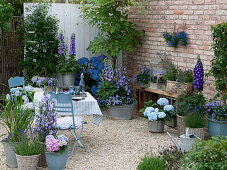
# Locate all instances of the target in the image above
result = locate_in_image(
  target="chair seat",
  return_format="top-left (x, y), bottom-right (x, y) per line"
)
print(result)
top-left (56, 116), bottom-right (83, 130)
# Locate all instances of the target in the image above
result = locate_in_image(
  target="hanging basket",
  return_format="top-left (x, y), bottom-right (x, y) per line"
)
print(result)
top-left (16, 154), bottom-right (40, 170)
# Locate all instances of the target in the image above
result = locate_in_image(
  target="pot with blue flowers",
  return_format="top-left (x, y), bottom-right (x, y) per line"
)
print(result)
top-left (45, 135), bottom-right (68, 170)
top-left (206, 102), bottom-right (227, 137)
top-left (140, 98), bottom-right (175, 132)
top-left (97, 60), bottom-right (135, 120)
top-left (135, 66), bottom-right (150, 88)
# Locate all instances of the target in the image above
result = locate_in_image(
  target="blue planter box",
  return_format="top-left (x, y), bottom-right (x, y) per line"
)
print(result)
top-left (208, 118), bottom-right (227, 137)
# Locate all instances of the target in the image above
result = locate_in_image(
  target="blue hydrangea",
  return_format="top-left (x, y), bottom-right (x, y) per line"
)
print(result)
top-left (148, 112), bottom-right (158, 121)
top-left (144, 107), bottom-right (155, 117)
top-left (98, 63), bottom-right (105, 71)
top-left (164, 105), bottom-right (174, 112)
top-left (91, 85), bottom-right (98, 95)
top-left (157, 98), bottom-right (169, 106)
top-left (78, 57), bottom-right (89, 65)
top-left (87, 68), bottom-right (93, 75)
top-left (157, 112), bottom-right (166, 119)
top-left (90, 69), bottom-right (100, 81)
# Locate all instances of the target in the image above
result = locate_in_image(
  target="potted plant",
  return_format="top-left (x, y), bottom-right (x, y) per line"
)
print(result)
top-left (164, 64), bottom-right (178, 94)
top-left (137, 154), bottom-right (165, 170)
top-left (184, 114), bottom-right (205, 139)
top-left (34, 93), bottom-right (58, 166)
top-left (175, 91), bottom-right (206, 136)
top-left (32, 76), bottom-right (58, 93)
top-left (45, 135), bottom-right (68, 170)
top-left (14, 135), bottom-right (43, 170)
top-left (162, 31), bottom-right (188, 47)
top-left (206, 102), bottom-right (227, 137)
top-left (177, 69), bottom-right (193, 95)
top-left (135, 66), bottom-right (150, 88)
top-left (0, 95), bottom-right (34, 168)
top-left (97, 61), bottom-right (135, 120)
top-left (56, 33), bottom-right (81, 87)
top-left (141, 98), bottom-right (175, 132)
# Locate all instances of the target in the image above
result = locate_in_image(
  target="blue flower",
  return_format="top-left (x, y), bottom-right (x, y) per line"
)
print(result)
top-left (78, 57), bottom-right (89, 65)
top-left (157, 98), bottom-right (169, 106)
top-left (157, 112), bottom-right (166, 119)
top-left (148, 112), bottom-right (158, 121)
top-left (90, 69), bottom-right (100, 81)
top-left (91, 85), bottom-right (98, 95)
top-left (144, 107), bottom-right (155, 117)
top-left (164, 105), bottom-right (174, 112)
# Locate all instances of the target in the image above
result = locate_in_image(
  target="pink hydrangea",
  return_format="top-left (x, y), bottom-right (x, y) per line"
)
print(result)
top-left (46, 138), bottom-right (60, 152)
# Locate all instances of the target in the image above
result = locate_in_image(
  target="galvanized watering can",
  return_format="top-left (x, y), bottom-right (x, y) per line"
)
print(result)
top-left (167, 128), bottom-right (200, 153)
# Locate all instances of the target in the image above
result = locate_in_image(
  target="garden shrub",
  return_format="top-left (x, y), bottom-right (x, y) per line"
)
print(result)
top-left (137, 155), bottom-right (165, 170)
top-left (19, 3), bottom-right (60, 81)
top-left (180, 136), bottom-right (227, 170)
top-left (184, 114), bottom-right (205, 128)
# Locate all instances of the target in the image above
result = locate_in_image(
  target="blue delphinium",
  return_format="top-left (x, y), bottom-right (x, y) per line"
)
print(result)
top-left (69, 33), bottom-right (76, 56)
top-left (193, 55), bottom-right (204, 91)
top-left (157, 98), bottom-right (169, 106)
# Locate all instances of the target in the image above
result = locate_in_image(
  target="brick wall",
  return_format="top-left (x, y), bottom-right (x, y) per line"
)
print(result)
top-left (123, 0), bottom-right (227, 99)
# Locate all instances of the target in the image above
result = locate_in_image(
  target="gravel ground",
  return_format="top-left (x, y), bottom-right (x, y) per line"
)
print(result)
top-left (0, 112), bottom-right (179, 170)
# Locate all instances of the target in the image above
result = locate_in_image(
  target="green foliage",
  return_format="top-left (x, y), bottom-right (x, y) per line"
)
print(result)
top-left (178, 69), bottom-right (193, 83)
top-left (180, 136), bottom-right (227, 170)
top-left (4, 0), bottom-right (33, 16)
top-left (137, 155), bottom-right (166, 170)
top-left (184, 114), bottom-right (205, 128)
top-left (80, 0), bottom-right (145, 59)
top-left (159, 145), bottom-right (183, 170)
top-left (139, 100), bottom-right (158, 116)
top-left (14, 137), bottom-right (43, 156)
top-left (56, 56), bottom-right (81, 74)
top-left (164, 64), bottom-right (178, 81)
top-left (18, 3), bottom-right (60, 82)
top-left (175, 91), bottom-right (206, 116)
top-left (208, 23), bottom-right (227, 103)
top-left (0, 0), bottom-right (14, 32)
top-left (0, 95), bottom-right (34, 142)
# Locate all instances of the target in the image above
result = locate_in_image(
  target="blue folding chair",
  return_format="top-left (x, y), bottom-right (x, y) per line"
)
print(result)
top-left (8, 76), bottom-right (29, 102)
top-left (49, 92), bottom-right (87, 159)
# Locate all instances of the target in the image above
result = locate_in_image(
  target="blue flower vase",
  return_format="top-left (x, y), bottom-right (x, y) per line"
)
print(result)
top-left (208, 118), bottom-right (227, 137)
top-left (45, 149), bottom-right (68, 170)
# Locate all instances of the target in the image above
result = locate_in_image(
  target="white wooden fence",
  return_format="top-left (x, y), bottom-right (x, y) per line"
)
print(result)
top-left (24, 3), bottom-right (99, 59)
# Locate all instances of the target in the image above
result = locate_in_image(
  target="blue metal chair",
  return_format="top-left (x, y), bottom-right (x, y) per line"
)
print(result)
top-left (49, 92), bottom-right (87, 159)
top-left (8, 76), bottom-right (28, 102)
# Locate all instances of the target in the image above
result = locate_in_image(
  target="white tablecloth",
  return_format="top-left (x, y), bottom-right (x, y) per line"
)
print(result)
top-left (34, 91), bottom-right (102, 126)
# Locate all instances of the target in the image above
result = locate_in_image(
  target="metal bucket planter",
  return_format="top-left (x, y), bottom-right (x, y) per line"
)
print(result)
top-left (208, 118), bottom-right (227, 137)
top-left (56, 74), bottom-right (63, 87)
top-left (165, 117), bottom-right (177, 128)
top-left (62, 72), bottom-right (75, 87)
top-left (106, 104), bottom-right (136, 120)
top-left (1, 139), bottom-right (17, 168)
top-left (148, 120), bottom-right (165, 133)
top-left (16, 154), bottom-right (40, 170)
top-left (45, 149), bottom-right (68, 170)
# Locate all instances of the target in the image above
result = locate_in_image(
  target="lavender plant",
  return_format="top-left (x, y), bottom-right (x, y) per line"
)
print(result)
top-left (35, 94), bottom-right (57, 141)
top-left (193, 55), bottom-right (204, 91)
top-left (205, 101), bottom-right (227, 121)
top-left (97, 60), bottom-right (134, 107)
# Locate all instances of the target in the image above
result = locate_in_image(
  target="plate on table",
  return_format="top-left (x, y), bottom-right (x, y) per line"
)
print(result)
top-left (72, 93), bottom-right (87, 100)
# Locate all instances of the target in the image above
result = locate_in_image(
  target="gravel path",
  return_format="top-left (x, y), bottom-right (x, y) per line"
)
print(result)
top-left (0, 112), bottom-right (179, 170)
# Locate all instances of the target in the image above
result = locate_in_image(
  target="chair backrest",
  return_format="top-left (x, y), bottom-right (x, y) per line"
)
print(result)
top-left (49, 92), bottom-right (73, 116)
top-left (8, 76), bottom-right (25, 89)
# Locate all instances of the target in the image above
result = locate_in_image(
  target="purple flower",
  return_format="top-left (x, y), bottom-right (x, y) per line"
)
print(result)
top-left (193, 55), bottom-right (204, 91)
top-left (69, 33), bottom-right (76, 56)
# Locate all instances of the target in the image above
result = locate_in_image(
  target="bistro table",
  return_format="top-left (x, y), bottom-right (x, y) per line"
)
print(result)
top-left (33, 90), bottom-right (103, 126)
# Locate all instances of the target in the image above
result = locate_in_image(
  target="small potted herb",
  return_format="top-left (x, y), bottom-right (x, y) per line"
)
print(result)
top-left (184, 113), bottom-right (205, 139)
top-left (177, 69), bottom-right (193, 95)
top-left (164, 64), bottom-right (178, 93)
top-left (135, 66), bottom-right (150, 88)
top-left (14, 136), bottom-right (43, 170)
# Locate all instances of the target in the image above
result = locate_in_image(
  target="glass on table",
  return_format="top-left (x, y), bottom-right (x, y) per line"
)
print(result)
top-left (74, 86), bottom-right (80, 95)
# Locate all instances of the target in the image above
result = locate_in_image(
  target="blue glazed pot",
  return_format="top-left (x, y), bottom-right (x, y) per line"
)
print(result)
top-left (208, 118), bottom-right (227, 137)
top-left (45, 149), bottom-right (68, 170)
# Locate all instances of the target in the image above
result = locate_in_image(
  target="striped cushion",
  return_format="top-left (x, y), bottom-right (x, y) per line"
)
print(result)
top-left (56, 116), bottom-right (83, 130)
